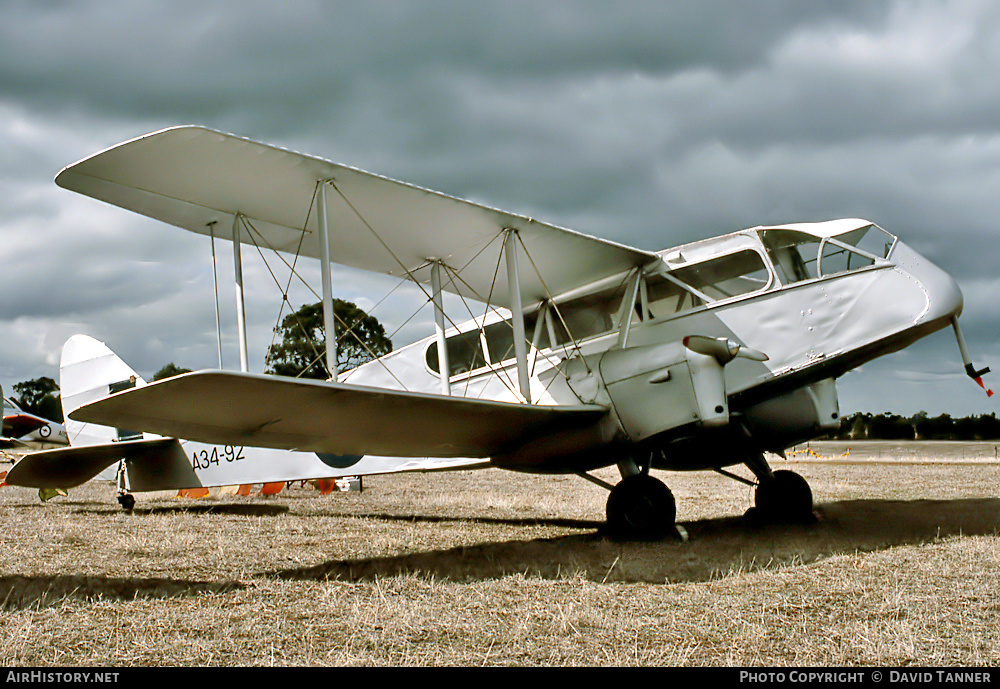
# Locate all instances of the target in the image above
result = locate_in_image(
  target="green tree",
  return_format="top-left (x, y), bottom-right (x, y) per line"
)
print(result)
top-left (153, 363), bottom-right (192, 381)
top-left (12, 376), bottom-right (63, 422)
top-left (264, 300), bottom-right (392, 379)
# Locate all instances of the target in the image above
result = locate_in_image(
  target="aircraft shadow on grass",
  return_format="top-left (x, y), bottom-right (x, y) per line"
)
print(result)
top-left (0, 573), bottom-right (243, 611)
top-left (270, 497), bottom-right (1000, 585)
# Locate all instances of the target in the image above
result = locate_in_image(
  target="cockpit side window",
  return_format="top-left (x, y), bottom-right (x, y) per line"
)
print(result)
top-left (819, 239), bottom-right (875, 274)
top-left (760, 230), bottom-right (821, 284)
top-left (835, 224), bottom-right (896, 260)
top-left (762, 226), bottom-right (893, 284)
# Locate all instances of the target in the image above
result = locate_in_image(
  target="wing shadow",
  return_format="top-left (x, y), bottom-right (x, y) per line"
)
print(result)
top-left (0, 574), bottom-right (244, 610)
top-left (270, 497), bottom-right (1000, 584)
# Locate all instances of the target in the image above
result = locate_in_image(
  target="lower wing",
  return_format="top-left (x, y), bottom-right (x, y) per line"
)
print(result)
top-left (69, 371), bottom-right (608, 458)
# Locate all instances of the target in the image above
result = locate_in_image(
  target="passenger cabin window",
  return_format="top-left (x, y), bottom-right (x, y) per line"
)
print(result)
top-left (481, 313), bottom-right (548, 363)
top-left (426, 330), bottom-right (486, 377)
top-left (426, 312), bottom-right (547, 377)
top-left (644, 273), bottom-right (705, 319)
top-left (668, 250), bottom-right (770, 301)
top-left (548, 286), bottom-right (623, 346)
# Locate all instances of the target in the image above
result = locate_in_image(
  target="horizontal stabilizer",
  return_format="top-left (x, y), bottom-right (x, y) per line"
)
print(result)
top-left (5, 438), bottom-right (178, 489)
top-left (70, 371), bottom-right (607, 458)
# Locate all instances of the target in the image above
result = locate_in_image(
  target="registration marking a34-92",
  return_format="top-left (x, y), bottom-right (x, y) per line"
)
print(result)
top-left (191, 445), bottom-right (245, 470)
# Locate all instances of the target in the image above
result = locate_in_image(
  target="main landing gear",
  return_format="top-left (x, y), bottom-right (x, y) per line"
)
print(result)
top-left (744, 453), bottom-right (815, 524)
top-left (605, 473), bottom-right (676, 540)
top-left (599, 452), bottom-right (815, 540)
top-left (602, 457), bottom-right (678, 540)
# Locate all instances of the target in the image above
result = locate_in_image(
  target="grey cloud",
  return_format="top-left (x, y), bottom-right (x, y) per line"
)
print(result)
top-left (1, 0), bottom-right (997, 415)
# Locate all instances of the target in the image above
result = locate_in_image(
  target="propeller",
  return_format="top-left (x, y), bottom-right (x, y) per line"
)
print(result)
top-left (682, 335), bottom-right (768, 365)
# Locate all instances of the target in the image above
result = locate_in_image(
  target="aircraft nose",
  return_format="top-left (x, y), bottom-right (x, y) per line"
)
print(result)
top-left (890, 240), bottom-right (964, 324)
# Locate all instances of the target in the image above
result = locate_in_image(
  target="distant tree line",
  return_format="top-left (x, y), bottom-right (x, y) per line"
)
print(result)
top-left (826, 412), bottom-right (1000, 441)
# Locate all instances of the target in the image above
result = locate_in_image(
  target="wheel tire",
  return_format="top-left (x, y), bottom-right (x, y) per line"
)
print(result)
top-left (754, 470), bottom-right (814, 523)
top-left (606, 474), bottom-right (676, 540)
top-left (117, 493), bottom-right (136, 511)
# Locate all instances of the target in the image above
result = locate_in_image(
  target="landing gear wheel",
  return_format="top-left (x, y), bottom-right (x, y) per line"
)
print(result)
top-left (606, 474), bottom-right (676, 540)
top-left (754, 470), bottom-right (814, 523)
top-left (117, 493), bottom-right (135, 511)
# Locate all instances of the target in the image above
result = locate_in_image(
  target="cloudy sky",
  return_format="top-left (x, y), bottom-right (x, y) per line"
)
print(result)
top-left (1, 0), bottom-right (998, 417)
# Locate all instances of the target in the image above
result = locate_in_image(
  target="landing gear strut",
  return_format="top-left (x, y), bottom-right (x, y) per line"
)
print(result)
top-left (115, 461), bottom-right (135, 511)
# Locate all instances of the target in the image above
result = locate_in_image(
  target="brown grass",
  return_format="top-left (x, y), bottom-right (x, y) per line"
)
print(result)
top-left (1, 441), bottom-right (998, 666)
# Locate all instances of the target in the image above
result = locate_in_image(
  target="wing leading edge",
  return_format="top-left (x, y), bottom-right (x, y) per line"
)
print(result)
top-left (55, 126), bottom-right (659, 310)
top-left (68, 371), bottom-right (608, 459)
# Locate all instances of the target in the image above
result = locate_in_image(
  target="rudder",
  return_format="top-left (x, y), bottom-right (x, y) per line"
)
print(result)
top-left (60, 335), bottom-right (148, 447)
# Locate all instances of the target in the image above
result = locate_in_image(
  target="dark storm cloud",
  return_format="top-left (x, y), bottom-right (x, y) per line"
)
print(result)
top-left (1, 0), bottom-right (998, 415)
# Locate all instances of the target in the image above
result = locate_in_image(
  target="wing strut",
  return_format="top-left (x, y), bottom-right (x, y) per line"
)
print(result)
top-left (233, 214), bottom-right (250, 372)
top-left (430, 260), bottom-right (451, 395)
top-left (505, 229), bottom-right (531, 403)
top-left (208, 222), bottom-right (224, 368)
top-left (317, 181), bottom-right (338, 381)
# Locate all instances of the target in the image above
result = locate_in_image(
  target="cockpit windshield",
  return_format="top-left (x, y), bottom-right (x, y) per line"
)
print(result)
top-left (760, 224), bottom-right (895, 285)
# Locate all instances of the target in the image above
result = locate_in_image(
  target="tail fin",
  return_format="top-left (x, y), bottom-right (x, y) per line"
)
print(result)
top-left (60, 335), bottom-right (148, 447)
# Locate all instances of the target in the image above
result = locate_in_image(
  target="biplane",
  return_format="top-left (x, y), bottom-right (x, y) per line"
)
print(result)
top-left (12, 126), bottom-right (990, 537)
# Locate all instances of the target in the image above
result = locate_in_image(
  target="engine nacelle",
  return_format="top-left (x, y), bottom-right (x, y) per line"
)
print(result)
top-left (543, 340), bottom-right (739, 443)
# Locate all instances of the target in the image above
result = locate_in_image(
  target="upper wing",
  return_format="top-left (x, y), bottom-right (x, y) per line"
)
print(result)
top-left (55, 126), bottom-right (658, 309)
top-left (69, 370), bottom-right (608, 458)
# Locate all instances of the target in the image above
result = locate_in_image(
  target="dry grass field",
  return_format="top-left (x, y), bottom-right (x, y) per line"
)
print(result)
top-left (1, 441), bottom-right (998, 667)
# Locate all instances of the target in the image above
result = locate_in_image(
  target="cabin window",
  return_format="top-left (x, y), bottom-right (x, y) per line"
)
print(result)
top-left (548, 284), bottom-right (626, 346)
top-left (481, 312), bottom-right (547, 364)
top-left (425, 330), bottom-right (487, 377)
top-left (643, 273), bottom-right (705, 319)
top-left (426, 312), bottom-right (546, 376)
top-left (760, 230), bottom-right (823, 283)
top-left (668, 250), bottom-right (770, 301)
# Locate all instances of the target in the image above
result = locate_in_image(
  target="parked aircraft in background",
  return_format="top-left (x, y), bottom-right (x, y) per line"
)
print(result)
top-left (22, 126), bottom-right (990, 538)
top-left (2, 389), bottom-right (68, 447)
